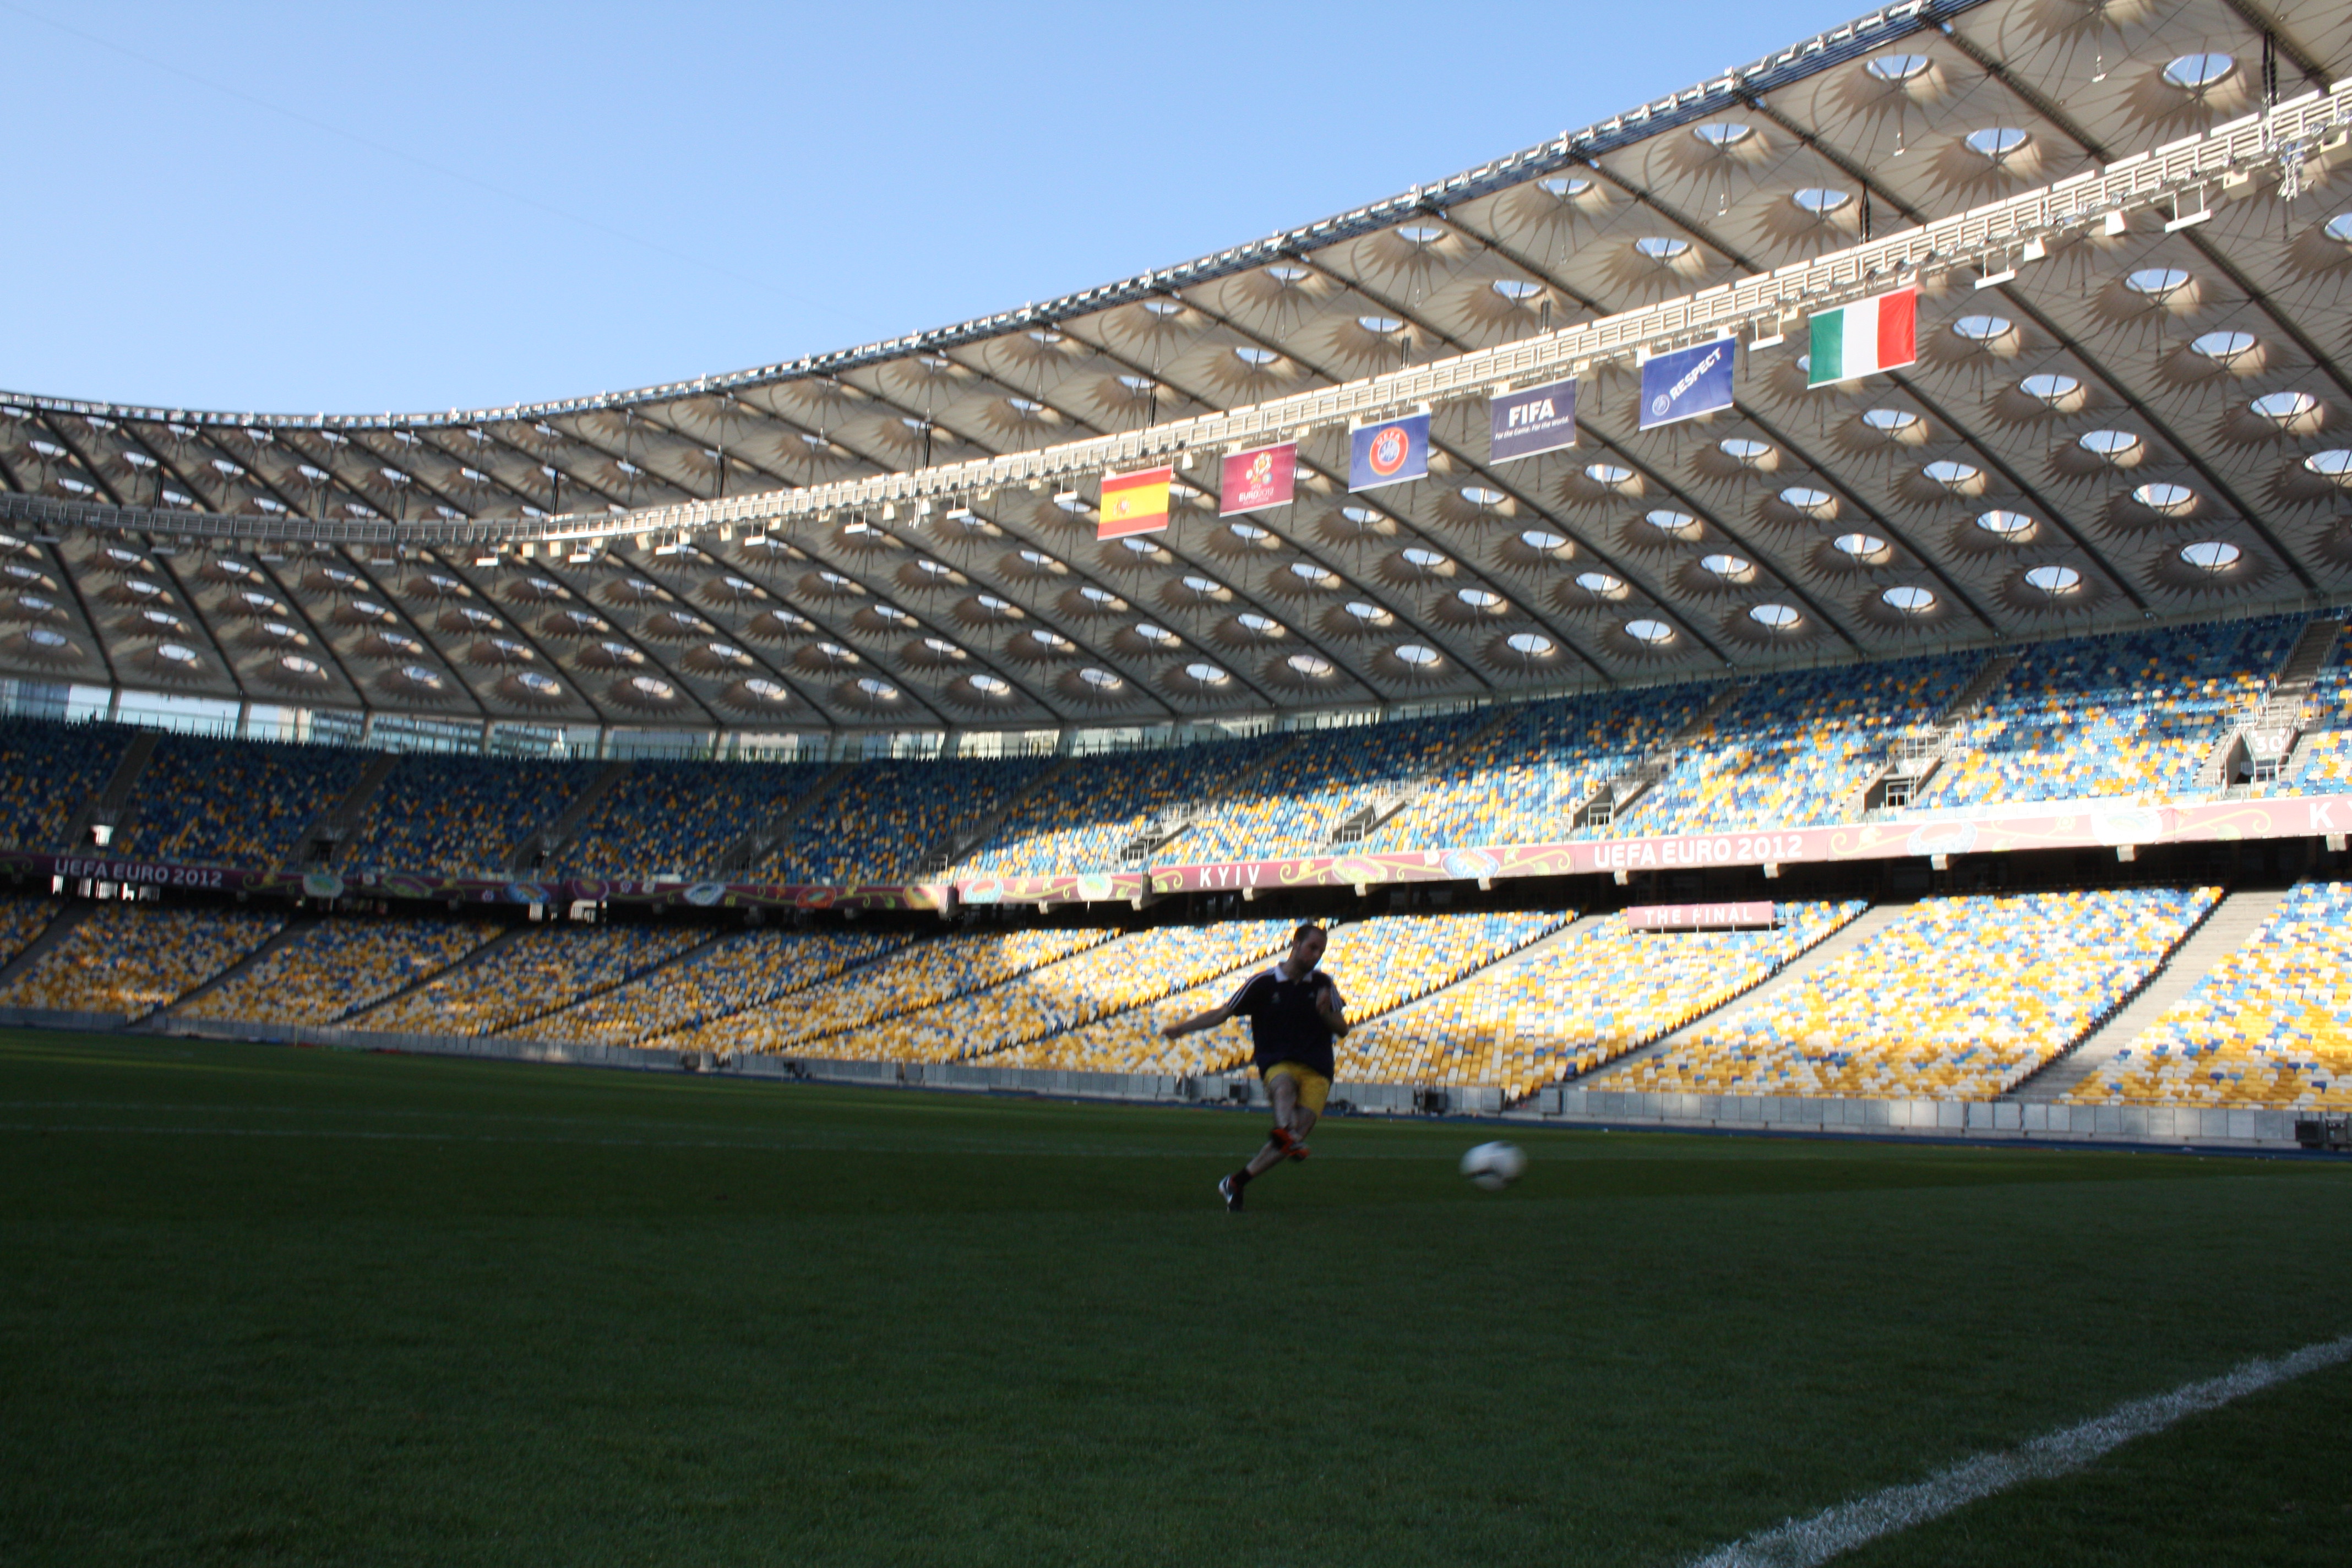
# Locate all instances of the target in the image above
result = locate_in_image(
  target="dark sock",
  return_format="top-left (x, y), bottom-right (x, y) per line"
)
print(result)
top-left (1229, 1168), bottom-right (1253, 1188)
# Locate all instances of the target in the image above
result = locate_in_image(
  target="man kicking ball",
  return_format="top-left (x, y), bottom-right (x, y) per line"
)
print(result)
top-left (1163, 921), bottom-right (1349, 1212)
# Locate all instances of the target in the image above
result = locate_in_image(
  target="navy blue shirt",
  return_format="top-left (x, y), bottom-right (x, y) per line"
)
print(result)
top-left (1226, 964), bottom-right (1339, 1081)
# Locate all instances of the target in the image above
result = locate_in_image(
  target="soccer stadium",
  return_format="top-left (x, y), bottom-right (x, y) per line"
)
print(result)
top-left (6, 2), bottom-right (2352, 1563)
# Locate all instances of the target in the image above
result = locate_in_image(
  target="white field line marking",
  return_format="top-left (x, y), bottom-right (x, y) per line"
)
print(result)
top-left (1691, 1332), bottom-right (2352, 1568)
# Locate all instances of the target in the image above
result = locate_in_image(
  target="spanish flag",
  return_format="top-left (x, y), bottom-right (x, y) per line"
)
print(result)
top-left (1097, 465), bottom-right (1173, 539)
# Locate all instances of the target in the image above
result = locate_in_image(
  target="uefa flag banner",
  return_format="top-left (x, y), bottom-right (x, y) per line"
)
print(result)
top-left (1806, 286), bottom-right (1918, 388)
top-left (1489, 378), bottom-right (1577, 465)
top-left (1097, 465), bottom-right (1173, 539)
top-left (1219, 442), bottom-right (1297, 516)
top-left (1348, 413), bottom-right (1430, 493)
top-left (1637, 337), bottom-right (1736, 431)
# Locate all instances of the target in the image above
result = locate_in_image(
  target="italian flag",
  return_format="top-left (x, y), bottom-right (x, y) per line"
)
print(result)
top-left (1807, 286), bottom-right (1918, 388)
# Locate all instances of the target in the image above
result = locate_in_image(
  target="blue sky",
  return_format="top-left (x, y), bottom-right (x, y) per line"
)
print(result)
top-left (3, 1), bottom-right (1833, 414)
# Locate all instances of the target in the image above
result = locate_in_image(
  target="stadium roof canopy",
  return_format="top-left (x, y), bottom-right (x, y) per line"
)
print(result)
top-left (6, 0), bottom-right (2352, 738)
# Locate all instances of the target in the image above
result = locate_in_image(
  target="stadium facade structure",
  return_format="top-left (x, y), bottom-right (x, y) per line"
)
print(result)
top-left (4, 0), bottom-right (2352, 760)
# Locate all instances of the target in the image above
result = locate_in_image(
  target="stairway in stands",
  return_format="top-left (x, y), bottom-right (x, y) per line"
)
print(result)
top-left (1575, 679), bottom-right (1747, 832)
top-left (2194, 616), bottom-right (2343, 790)
top-left (60, 730), bottom-right (160, 852)
top-left (2012, 885), bottom-right (2290, 1102)
top-left (299, 753), bottom-right (400, 869)
top-left (1576, 902), bottom-right (1905, 1087)
top-left (721, 763), bottom-right (854, 876)
top-left (510, 760), bottom-right (631, 873)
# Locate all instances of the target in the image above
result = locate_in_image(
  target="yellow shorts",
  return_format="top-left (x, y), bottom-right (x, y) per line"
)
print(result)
top-left (1262, 1061), bottom-right (1331, 1113)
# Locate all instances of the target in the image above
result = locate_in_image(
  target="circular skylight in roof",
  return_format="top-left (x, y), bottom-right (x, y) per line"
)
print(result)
top-left (2325, 213), bottom-right (2352, 244)
top-left (1964, 127), bottom-right (2030, 162)
top-left (1265, 265), bottom-right (1307, 284)
top-left (2301, 449), bottom-right (2352, 481)
top-left (26, 628), bottom-right (67, 649)
top-left (1180, 574), bottom-right (1223, 595)
top-left (154, 641), bottom-right (199, 665)
top-left (1077, 667), bottom-right (1123, 690)
top-left (380, 631), bottom-right (423, 654)
top-left (2125, 268), bottom-right (2191, 299)
top-left (1646, 509), bottom-right (1699, 536)
top-left (1749, 603), bottom-right (1802, 630)
top-left (1457, 587), bottom-right (1504, 609)
top-left (599, 639), bottom-right (642, 662)
top-left (705, 641), bottom-right (750, 663)
top-left (421, 571), bottom-right (457, 591)
top-left (1401, 547), bottom-right (1450, 571)
top-left (1861, 409), bottom-right (1919, 433)
top-left (1792, 188), bottom-right (1852, 215)
top-left (352, 599), bottom-right (393, 619)
top-left (742, 677), bottom-right (788, 701)
top-left (1357, 314), bottom-right (1404, 334)
top-left (1006, 397), bottom-right (1044, 415)
top-left (2019, 373), bottom-right (2080, 405)
top-left (2190, 330), bottom-right (2257, 364)
top-left (279, 655), bottom-right (322, 676)
top-left (1867, 52), bottom-right (1930, 82)
top-left (1396, 224), bottom-right (1441, 244)
top-left (1233, 346), bottom-right (1279, 367)
top-left (1143, 298), bottom-right (1182, 317)
top-left (1080, 585), bottom-right (1121, 605)
top-left (1237, 612), bottom-right (1281, 635)
top-left (1779, 486), bottom-right (1834, 514)
top-left (518, 671), bottom-right (561, 695)
top-left (1583, 464), bottom-right (1635, 488)
top-left (1287, 561), bottom-right (1337, 586)
top-left (1019, 548), bottom-right (1057, 567)
top-left (2250, 391), bottom-right (2317, 424)
top-left (1699, 553), bottom-right (1752, 577)
top-left (1952, 314), bottom-right (2014, 343)
top-left (815, 640), bottom-right (857, 663)
top-left (1491, 279), bottom-right (1543, 302)
top-left (627, 675), bottom-right (674, 700)
top-left (2162, 52), bottom-right (2234, 90)
top-left (1576, 570), bottom-right (1625, 595)
top-left (399, 661), bottom-right (439, 685)
top-left (1460, 485), bottom-right (1506, 507)
top-left (2078, 429), bottom-right (2142, 459)
top-left (126, 578), bottom-right (164, 598)
top-left (1520, 529), bottom-right (1569, 553)
top-left (1923, 459), bottom-right (1981, 487)
top-left (1692, 122), bottom-right (1753, 148)
top-left (1228, 521), bottom-right (1272, 542)
top-left (143, 609), bottom-right (181, 629)
top-left (1880, 585), bottom-right (1937, 615)
top-left (1134, 622), bottom-right (1180, 645)
top-left (1623, 618), bottom-right (1674, 645)
top-left (1340, 505), bottom-right (1382, 527)
top-left (923, 635), bottom-right (967, 659)
top-left (1634, 236), bottom-right (1691, 260)
top-left (1718, 438), bottom-right (1772, 464)
top-left (2179, 540), bottom-right (2241, 573)
top-left (1538, 176), bottom-right (1591, 198)
top-left (916, 558), bottom-right (955, 576)
top-left (1287, 652), bottom-right (1335, 677)
top-left (1505, 631), bottom-right (1555, 657)
top-left (872, 604), bottom-right (916, 625)
top-left (16, 595), bottom-right (54, 613)
top-left (2024, 565), bottom-right (2082, 594)
top-left (857, 677), bottom-right (900, 700)
top-left (976, 593), bottom-right (1014, 613)
top-left (1027, 629), bottom-right (1074, 651)
top-left (2133, 482), bottom-right (2198, 515)
top-left (1393, 642), bottom-right (1440, 667)
top-left (969, 673), bottom-right (1011, 695)
top-left (1343, 601), bottom-right (1391, 624)
top-left (1184, 660), bottom-right (1231, 685)
top-left (1834, 532), bottom-right (1891, 558)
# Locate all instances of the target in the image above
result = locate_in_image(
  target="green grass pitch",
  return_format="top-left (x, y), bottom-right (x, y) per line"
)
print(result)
top-left (3, 1028), bottom-right (2349, 1567)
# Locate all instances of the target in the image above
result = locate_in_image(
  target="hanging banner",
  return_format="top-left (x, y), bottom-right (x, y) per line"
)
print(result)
top-left (1097, 465), bottom-right (1173, 538)
top-left (1807, 286), bottom-right (1918, 388)
top-left (1348, 412), bottom-right (1429, 493)
top-left (1218, 442), bottom-right (1298, 516)
top-left (1637, 337), bottom-right (1737, 430)
top-left (1489, 377), bottom-right (1578, 465)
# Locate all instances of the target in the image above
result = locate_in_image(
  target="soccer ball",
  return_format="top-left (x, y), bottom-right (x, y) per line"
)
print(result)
top-left (1460, 1141), bottom-right (1526, 1191)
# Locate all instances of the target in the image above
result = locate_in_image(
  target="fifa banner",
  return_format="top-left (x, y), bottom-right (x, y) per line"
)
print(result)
top-left (1807, 286), bottom-right (1918, 388)
top-left (1097, 465), bottom-right (1173, 538)
top-left (1219, 442), bottom-right (1298, 516)
top-left (1637, 337), bottom-right (1736, 431)
top-left (1348, 412), bottom-right (1430, 493)
top-left (1488, 377), bottom-right (1578, 465)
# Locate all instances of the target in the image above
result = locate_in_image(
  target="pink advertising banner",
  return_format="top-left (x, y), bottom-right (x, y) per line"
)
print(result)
top-left (1218, 442), bottom-right (1297, 516)
top-left (952, 793), bottom-right (2352, 908)
top-left (1623, 901), bottom-right (1777, 931)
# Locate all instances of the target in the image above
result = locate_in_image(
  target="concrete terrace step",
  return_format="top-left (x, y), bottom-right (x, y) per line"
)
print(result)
top-left (1576, 902), bottom-right (1907, 1088)
top-left (2013, 884), bottom-right (2293, 1103)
